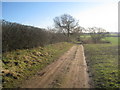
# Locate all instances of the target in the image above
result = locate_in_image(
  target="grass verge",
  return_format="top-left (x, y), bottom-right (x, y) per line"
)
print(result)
top-left (84, 44), bottom-right (119, 88)
top-left (2, 42), bottom-right (73, 88)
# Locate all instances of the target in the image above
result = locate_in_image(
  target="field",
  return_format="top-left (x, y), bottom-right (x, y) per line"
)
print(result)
top-left (2, 35), bottom-right (120, 88)
top-left (84, 37), bottom-right (120, 88)
top-left (2, 42), bottom-right (73, 88)
top-left (80, 34), bottom-right (119, 44)
top-left (103, 37), bottom-right (119, 45)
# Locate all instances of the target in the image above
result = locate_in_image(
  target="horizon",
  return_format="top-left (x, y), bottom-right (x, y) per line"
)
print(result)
top-left (2, 19), bottom-right (119, 33)
top-left (2, 1), bottom-right (118, 32)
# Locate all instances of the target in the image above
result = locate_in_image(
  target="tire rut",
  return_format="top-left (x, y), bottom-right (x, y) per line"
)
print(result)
top-left (21, 45), bottom-right (90, 88)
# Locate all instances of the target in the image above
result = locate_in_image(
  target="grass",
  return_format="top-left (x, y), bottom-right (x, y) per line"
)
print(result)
top-left (84, 37), bottom-right (120, 88)
top-left (103, 37), bottom-right (119, 45)
top-left (80, 34), bottom-right (119, 44)
top-left (80, 35), bottom-right (91, 38)
top-left (2, 42), bottom-right (73, 88)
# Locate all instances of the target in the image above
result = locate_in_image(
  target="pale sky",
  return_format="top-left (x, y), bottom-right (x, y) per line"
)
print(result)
top-left (2, 0), bottom-right (119, 32)
top-left (74, 2), bottom-right (118, 32)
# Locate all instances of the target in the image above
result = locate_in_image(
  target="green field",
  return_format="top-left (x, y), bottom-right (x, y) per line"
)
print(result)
top-left (84, 37), bottom-right (119, 88)
top-left (80, 35), bottom-right (91, 38)
top-left (103, 37), bottom-right (119, 45)
top-left (80, 35), bottom-right (119, 44)
top-left (2, 36), bottom-right (119, 88)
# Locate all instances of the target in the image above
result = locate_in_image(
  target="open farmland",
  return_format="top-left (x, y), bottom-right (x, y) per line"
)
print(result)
top-left (84, 37), bottom-right (120, 88)
top-left (2, 1), bottom-right (119, 89)
top-left (103, 37), bottom-right (119, 45)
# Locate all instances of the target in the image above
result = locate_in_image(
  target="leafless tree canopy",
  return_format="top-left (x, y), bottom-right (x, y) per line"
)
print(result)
top-left (53, 14), bottom-right (79, 37)
top-left (2, 20), bottom-right (69, 52)
top-left (88, 27), bottom-right (108, 43)
top-left (2, 14), bottom-right (109, 52)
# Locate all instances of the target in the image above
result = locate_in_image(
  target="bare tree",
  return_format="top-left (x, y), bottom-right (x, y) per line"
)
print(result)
top-left (53, 14), bottom-right (79, 37)
top-left (88, 27), bottom-right (109, 43)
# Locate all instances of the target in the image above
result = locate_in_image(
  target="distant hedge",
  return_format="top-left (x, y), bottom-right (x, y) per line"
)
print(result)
top-left (2, 20), bottom-right (69, 52)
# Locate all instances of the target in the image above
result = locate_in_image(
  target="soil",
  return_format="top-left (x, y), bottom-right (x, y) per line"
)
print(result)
top-left (21, 45), bottom-right (91, 88)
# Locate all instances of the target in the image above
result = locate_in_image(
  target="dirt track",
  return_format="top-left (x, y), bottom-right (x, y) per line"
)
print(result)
top-left (21, 45), bottom-right (90, 88)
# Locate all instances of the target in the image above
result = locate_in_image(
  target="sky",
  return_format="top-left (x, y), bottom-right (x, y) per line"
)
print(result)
top-left (2, 1), bottom-right (119, 32)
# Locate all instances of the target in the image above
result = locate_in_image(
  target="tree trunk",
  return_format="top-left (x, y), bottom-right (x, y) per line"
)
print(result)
top-left (68, 29), bottom-right (70, 37)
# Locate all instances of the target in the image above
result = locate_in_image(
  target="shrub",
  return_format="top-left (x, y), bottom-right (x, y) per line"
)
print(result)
top-left (2, 20), bottom-right (69, 52)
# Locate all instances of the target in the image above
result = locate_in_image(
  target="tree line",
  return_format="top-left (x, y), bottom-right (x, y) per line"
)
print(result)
top-left (53, 14), bottom-right (109, 43)
top-left (2, 20), bottom-right (69, 52)
top-left (2, 14), bottom-right (109, 52)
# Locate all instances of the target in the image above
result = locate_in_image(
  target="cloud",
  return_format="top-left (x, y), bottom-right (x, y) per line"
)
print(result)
top-left (74, 2), bottom-right (118, 32)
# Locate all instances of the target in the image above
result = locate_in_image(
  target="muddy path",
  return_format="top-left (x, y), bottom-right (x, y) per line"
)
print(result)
top-left (21, 45), bottom-right (91, 88)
